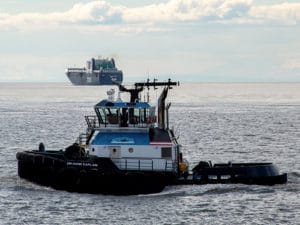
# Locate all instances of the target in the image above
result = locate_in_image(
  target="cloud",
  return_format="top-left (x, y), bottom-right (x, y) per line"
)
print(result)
top-left (0, 0), bottom-right (299, 31)
top-left (250, 3), bottom-right (300, 25)
top-left (0, 1), bottom-right (123, 30)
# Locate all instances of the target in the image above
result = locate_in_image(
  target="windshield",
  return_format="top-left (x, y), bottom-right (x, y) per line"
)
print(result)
top-left (95, 106), bottom-right (155, 127)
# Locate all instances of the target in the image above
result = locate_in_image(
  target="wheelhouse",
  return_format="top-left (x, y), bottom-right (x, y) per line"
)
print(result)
top-left (94, 100), bottom-right (156, 128)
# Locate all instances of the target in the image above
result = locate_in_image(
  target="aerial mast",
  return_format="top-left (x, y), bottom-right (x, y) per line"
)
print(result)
top-left (115, 78), bottom-right (179, 103)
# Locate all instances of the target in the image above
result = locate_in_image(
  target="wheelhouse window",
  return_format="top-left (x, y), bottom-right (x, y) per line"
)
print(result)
top-left (128, 107), bottom-right (154, 124)
top-left (105, 108), bottom-right (119, 124)
top-left (95, 108), bottom-right (105, 124)
top-left (129, 108), bottom-right (140, 124)
top-left (95, 106), bottom-right (156, 127)
top-left (95, 107), bottom-right (119, 125)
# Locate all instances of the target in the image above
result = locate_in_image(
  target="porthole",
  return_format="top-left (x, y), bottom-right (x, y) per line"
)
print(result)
top-left (128, 148), bottom-right (133, 153)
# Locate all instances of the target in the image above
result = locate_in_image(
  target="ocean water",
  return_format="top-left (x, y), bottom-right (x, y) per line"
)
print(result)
top-left (0, 82), bottom-right (299, 225)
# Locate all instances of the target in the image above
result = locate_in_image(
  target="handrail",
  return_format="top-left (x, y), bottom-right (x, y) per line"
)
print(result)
top-left (77, 133), bottom-right (87, 146)
top-left (74, 116), bottom-right (100, 146)
top-left (112, 158), bottom-right (176, 172)
top-left (85, 116), bottom-right (100, 129)
top-left (66, 68), bottom-right (86, 72)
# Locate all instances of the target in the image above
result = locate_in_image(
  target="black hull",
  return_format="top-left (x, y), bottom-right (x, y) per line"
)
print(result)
top-left (16, 151), bottom-right (169, 195)
top-left (177, 173), bottom-right (288, 185)
top-left (190, 161), bottom-right (287, 186)
top-left (16, 151), bottom-right (287, 195)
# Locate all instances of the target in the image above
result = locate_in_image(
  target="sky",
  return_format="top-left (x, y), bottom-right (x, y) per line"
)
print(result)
top-left (0, 0), bottom-right (299, 82)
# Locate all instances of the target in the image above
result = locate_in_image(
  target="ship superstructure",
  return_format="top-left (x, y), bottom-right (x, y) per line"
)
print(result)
top-left (81, 79), bottom-right (183, 175)
top-left (66, 57), bottom-right (123, 85)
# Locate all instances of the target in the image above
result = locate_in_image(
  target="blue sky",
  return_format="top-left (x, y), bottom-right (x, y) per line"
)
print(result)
top-left (0, 0), bottom-right (299, 82)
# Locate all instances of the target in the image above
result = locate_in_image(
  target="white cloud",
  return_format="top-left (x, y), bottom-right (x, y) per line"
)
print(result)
top-left (0, 1), bottom-right (124, 30)
top-left (250, 3), bottom-right (300, 25)
top-left (0, 0), bottom-right (299, 31)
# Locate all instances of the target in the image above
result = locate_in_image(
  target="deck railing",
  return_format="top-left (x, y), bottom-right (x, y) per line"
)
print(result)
top-left (66, 68), bottom-right (86, 73)
top-left (85, 114), bottom-right (155, 129)
top-left (112, 158), bottom-right (176, 172)
top-left (85, 116), bottom-right (100, 129)
top-left (77, 133), bottom-right (88, 147)
top-left (75, 116), bottom-right (100, 146)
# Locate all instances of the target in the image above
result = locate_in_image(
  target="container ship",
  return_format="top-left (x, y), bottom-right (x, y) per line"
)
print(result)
top-left (66, 57), bottom-right (123, 85)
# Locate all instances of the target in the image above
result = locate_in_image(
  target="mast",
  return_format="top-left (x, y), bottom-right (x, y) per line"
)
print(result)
top-left (134, 78), bottom-right (179, 90)
top-left (115, 78), bottom-right (179, 103)
top-left (115, 79), bottom-right (179, 129)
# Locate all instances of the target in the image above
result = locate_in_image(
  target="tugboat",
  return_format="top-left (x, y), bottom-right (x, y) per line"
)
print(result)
top-left (16, 79), bottom-right (287, 195)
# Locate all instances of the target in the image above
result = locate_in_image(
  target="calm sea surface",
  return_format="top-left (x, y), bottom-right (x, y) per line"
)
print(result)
top-left (0, 82), bottom-right (299, 225)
